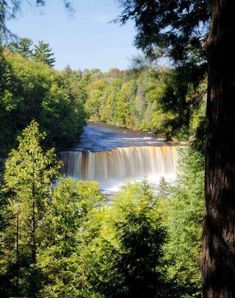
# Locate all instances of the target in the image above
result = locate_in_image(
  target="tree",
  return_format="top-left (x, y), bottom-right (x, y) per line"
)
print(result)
top-left (2, 120), bottom-right (61, 297)
top-left (33, 40), bottom-right (56, 67)
top-left (0, 49), bottom-right (86, 156)
top-left (118, 0), bottom-right (209, 64)
top-left (160, 148), bottom-right (204, 297)
top-left (79, 182), bottom-right (172, 297)
top-left (38, 179), bottom-right (104, 297)
top-left (119, 0), bottom-right (235, 296)
top-left (0, 1), bottom-right (72, 43)
top-left (201, 1), bottom-right (235, 296)
top-left (8, 37), bottom-right (33, 58)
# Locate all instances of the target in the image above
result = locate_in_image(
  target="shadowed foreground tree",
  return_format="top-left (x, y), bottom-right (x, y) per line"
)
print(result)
top-left (119, 0), bottom-right (235, 296)
top-left (201, 1), bottom-right (235, 297)
top-left (118, 0), bottom-right (209, 141)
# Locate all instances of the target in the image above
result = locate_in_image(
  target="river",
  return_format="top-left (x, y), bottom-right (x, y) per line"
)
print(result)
top-left (61, 123), bottom-right (178, 194)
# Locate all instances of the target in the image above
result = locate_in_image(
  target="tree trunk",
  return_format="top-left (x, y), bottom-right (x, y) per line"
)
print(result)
top-left (201, 0), bottom-right (235, 297)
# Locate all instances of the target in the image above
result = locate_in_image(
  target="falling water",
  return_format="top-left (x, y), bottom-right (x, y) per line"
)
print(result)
top-left (60, 145), bottom-right (177, 192)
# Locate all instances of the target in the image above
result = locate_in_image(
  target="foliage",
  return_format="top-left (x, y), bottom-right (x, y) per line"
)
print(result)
top-left (0, 1), bottom-right (72, 43)
top-left (8, 38), bottom-right (33, 58)
top-left (0, 121), bottom-right (61, 297)
top-left (0, 125), bottom-right (205, 297)
top-left (0, 1), bottom-right (209, 297)
top-left (159, 147), bottom-right (204, 297)
top-left (38, 179), bottom-right (104, 298)
top-left (118, 0), bottom-right (209, 143)
top-left (84, 66), bottom-right (206, 140)
top-left (8, 38), bottom-right (56, 67)
top-left (77, 182), bottom-right (175, 297)
top-left (33, 40), bottom-right (56, 67)
top-left (118, 0), bottom-right (209, 64)
top-left (0, 49), bottom-right (86, 156)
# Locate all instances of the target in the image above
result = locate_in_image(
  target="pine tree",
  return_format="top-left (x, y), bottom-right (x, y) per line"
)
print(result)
top-left (8, 38), bottom-right (33, 58)
top-left (33, 40), bottom-right (56, 67)
top-left (1, 120), bottom-right (61, 297)
top-left (38, 179), bottom-right (104, 297)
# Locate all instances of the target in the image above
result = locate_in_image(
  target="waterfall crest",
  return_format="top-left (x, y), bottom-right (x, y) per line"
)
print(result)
top-left (61, 146), bottom-right (177, 188)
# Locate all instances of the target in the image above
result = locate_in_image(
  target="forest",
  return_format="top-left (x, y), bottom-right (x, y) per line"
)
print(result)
top-left (0, 0), bottom-right (234, 298)
top-left (0, 39), bottom-right (205, 298)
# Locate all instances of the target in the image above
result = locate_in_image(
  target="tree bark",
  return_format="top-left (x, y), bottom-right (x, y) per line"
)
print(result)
top-left (201, 0), bottom-right (235, 297)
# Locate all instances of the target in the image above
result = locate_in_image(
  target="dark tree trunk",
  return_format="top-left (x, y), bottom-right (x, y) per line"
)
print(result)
top-left (201, 0), bottom-right (235, 297)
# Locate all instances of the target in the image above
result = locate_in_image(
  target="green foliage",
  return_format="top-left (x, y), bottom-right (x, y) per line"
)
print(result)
top-left (118, 0), bottom-right (209, 65)
top-left (159, 148), bottom-right (204, 297)
top-left (33, 40), bottom-right (56, 67)
top-left (8, 37), bottom-right (33, 58)
top-left (78, 182), bottom-right (174, 297)
top-left (38, 179), bottom-right (104, 298)
top-left (0, 134), bottom-right (204, 297)
top-left (118, 0), bottom-right (209, 142)
top-left (0, 49), bottom-right (86, 156)
top-left (84, 67), bottom-right (206, 140)
top-left (1, 121), bottom-right (61, 297)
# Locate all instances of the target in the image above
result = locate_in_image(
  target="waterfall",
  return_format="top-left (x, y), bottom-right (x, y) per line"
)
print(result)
top-left (60, 146), bottom-right (177, 189)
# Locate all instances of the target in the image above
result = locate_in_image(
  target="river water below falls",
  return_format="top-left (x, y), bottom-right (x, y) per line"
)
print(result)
top-left (61, 123), bottom-right (178, 194)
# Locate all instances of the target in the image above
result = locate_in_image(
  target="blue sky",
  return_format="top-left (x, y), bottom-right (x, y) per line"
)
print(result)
top-left (7, 0), bottom-right (141, 71)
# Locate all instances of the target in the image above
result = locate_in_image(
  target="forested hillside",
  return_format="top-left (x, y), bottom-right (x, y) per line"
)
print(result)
top-left (0, 41), bottom-right (207, 160)
top-left (1, 0), bottom-right (233, 296)
top-left (83, 66), bottom-right (206, 140)
top-left (0, 37), bottom-right (206, 297)
top-left (0, 48), bottom-right (86, 157)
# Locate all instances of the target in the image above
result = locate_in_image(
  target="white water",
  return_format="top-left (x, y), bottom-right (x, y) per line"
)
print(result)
top-left (61, 145), bottom-right (177, 193)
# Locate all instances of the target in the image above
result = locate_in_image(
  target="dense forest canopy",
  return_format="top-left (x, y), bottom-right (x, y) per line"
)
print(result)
top-left (1, 0), bottom-right (234, 297)
top-left (0, 121), bottom-right (204, 296)
top-left (0, 36), bottom-right (206, 157)
top-left (0, 34), bottom-right (207, 297)
top-left (0, 47), bottom-right (86, 156)
top-left (84, 65), bottom-right (206, 140)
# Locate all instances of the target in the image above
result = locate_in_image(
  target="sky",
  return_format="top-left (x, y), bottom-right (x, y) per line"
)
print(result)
top-left (7, 0), bottom-right (141, 71)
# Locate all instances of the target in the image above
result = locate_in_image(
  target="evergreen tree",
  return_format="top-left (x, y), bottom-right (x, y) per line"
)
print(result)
top-left (33, 40), bottom-right (56, 67)
top-left (38, 179), bottom-right (104, 297)
top-left (119, 1), bottom-right (235, 295)
top-left (1, 120), bottom-right (61, 297)
top-left (160, 148), bottom-right (204, 297)
top-left (8, 38), bottom-right (33, 58)
top-left (78, 183), bottom-right (173, 297)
